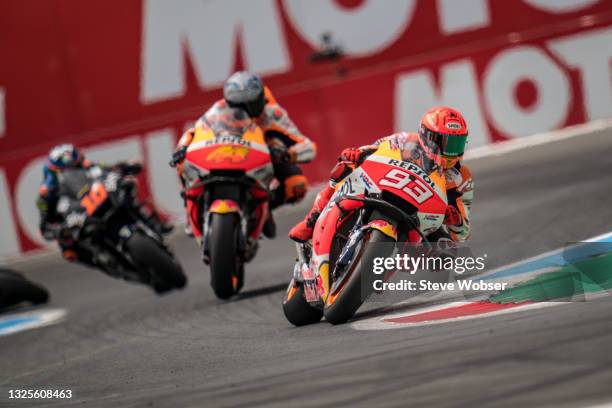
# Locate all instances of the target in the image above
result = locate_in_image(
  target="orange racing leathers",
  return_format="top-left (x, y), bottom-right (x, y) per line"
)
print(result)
top-left (175, 87), bottom-right (316, 207)
top-left (289, 132), bottom-right (473, 243)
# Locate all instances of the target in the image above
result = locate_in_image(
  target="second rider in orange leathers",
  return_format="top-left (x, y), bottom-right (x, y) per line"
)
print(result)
top-left (170, 71), bottom-right (317, 237)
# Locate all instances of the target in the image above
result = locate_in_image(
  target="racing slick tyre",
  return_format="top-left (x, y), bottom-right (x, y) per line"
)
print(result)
top-left (0, 269), bottom-right (50, 309)
top-left (282, 281), bottom-right (323, 326)
top-left (323, 230), bottom-right (395, 325)
top-left (209, 213), bottom-right (241, 300)
top-left (125, 232), bottom-right (187, 294)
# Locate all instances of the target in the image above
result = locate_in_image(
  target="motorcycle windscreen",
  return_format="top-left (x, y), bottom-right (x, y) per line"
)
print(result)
top-left (186, 105), bottom-right (271, 171)
top-left (206, 104), bottom-right (252, 138)
top-left (57, 168), bottom-right (92, 199)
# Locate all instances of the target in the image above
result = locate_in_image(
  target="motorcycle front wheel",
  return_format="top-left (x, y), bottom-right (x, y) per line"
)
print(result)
top-left (208, 213), bottom-right (242, 299)
top-left (323, 230), bottom-right (395, 325)
top-left (125, 232), bottom-right (187, 293)
top-left (282, 280), bottom-right (323, 326)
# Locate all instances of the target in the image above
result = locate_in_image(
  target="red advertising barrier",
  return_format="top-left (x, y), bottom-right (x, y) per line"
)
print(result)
top-left (1, 0), bottom-right (611, 256)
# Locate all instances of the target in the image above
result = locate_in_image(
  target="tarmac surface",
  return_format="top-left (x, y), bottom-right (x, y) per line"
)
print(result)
top-left (1, 126), bottom-right (612, 407)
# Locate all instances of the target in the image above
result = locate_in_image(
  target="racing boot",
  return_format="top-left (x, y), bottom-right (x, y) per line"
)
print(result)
top-left (288, 212), bottom-right (319, 243)
top-left (184, 213), bottom-right (194, 237)
top-left (244, 237), bottom-right (260, 262)
top-left (288, 184), bottom-right (335, 243)
top-left (179, 191), bottom-right (193, 237)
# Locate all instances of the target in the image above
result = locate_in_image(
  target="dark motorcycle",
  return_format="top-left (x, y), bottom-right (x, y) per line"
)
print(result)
top-left (55, 166), bottom-right (186, 293)
top-left (0, 268), bottom-right (49, 309)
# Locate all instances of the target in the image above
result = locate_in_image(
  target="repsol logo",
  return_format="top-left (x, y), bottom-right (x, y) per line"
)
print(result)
top-left (338, 177), bottom-right (355, 196)
top-left (205, 137), bottom-right (252, 147)
top-left (388, 159), bottom-right (435, 189)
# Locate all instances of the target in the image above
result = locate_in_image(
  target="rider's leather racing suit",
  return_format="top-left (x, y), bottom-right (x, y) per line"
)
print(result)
top-left (289, 132), bottom-right (473, 243)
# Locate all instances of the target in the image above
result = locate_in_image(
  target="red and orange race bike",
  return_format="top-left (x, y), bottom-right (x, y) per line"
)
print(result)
top-left (180, 112), bottom-right (275, 299)
top-left (283, 140), bottom-right (449, 325)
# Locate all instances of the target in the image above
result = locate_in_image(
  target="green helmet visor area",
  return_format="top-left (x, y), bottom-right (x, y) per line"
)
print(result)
top-left (420, 126), bottom-right (468, 158)
top-left (441, 134), bottom-right (468, 157)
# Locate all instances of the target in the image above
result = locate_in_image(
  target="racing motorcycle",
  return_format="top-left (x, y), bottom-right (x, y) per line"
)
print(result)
top-left (179, 109), bottom-right (275, 299)
top-left (55, 165), bottom-right (186, 293)
top-left (283, 139), bottom-right (449, 325)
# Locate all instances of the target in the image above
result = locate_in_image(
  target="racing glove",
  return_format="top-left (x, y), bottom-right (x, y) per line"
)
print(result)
top-left (169, 147), bottom-right (187, 167)
top-left (287, 146), bottom-right (299, 164)
top-left (267, 138), bottom-right (291, 164)
top-left (339, 147), bottom-right (364, 164)
top-left (270, 147), bottom-right (290, 164)
top-left (444, 205), bottom-right (463, 227)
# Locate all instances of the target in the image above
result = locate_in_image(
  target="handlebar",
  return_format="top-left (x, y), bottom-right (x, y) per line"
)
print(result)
top-left (180, 174), bottom-right (258, 196)
top-left (169, 148), bottom-right (187, 168)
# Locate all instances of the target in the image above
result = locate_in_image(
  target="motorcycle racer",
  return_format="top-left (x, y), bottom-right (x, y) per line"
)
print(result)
top-left (289, 106), bottom-right (473, 244)
top-left (170, 71), bottom-right (317, 237)
top-left (37, 144), bottom-right (172, 269)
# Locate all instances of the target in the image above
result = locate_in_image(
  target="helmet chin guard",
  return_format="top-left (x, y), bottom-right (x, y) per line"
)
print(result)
top-left (418, 106), bottom-right (468, 169)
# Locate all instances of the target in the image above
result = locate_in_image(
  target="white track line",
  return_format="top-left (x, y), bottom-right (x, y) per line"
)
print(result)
top-left (0, 308), bottom-right (67, 337)
top-left (480, 230), bottom-right (612, 280)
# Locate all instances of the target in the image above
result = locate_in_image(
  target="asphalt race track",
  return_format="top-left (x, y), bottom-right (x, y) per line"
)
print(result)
top-left (2, 127), bottom-right (612, 408)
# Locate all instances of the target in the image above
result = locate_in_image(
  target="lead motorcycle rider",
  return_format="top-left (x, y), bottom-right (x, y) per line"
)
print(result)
top-left (37, 143), bottom-right (173, 272)
top-left (289, 106), bottom-right (474, 245)
top-left (170, 71), bottom-right (317, 236)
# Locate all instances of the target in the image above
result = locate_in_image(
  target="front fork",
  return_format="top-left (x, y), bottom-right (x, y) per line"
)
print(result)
top-left (202, 199), bottom-right (245, 264)
top-left (292, 243), bottom-right (324, 307)
top-left (331, 216), bottom-right (398, 294)
top-left (292, 215), bottom-right (398, 306)
top-left (335, 210), bottom-right (398, 270)
top-left (201, 198), bottom-right (262, 265)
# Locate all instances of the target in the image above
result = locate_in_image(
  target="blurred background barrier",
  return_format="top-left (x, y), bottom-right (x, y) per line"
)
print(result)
top-left (0, 0), bottom-right (611, 256)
